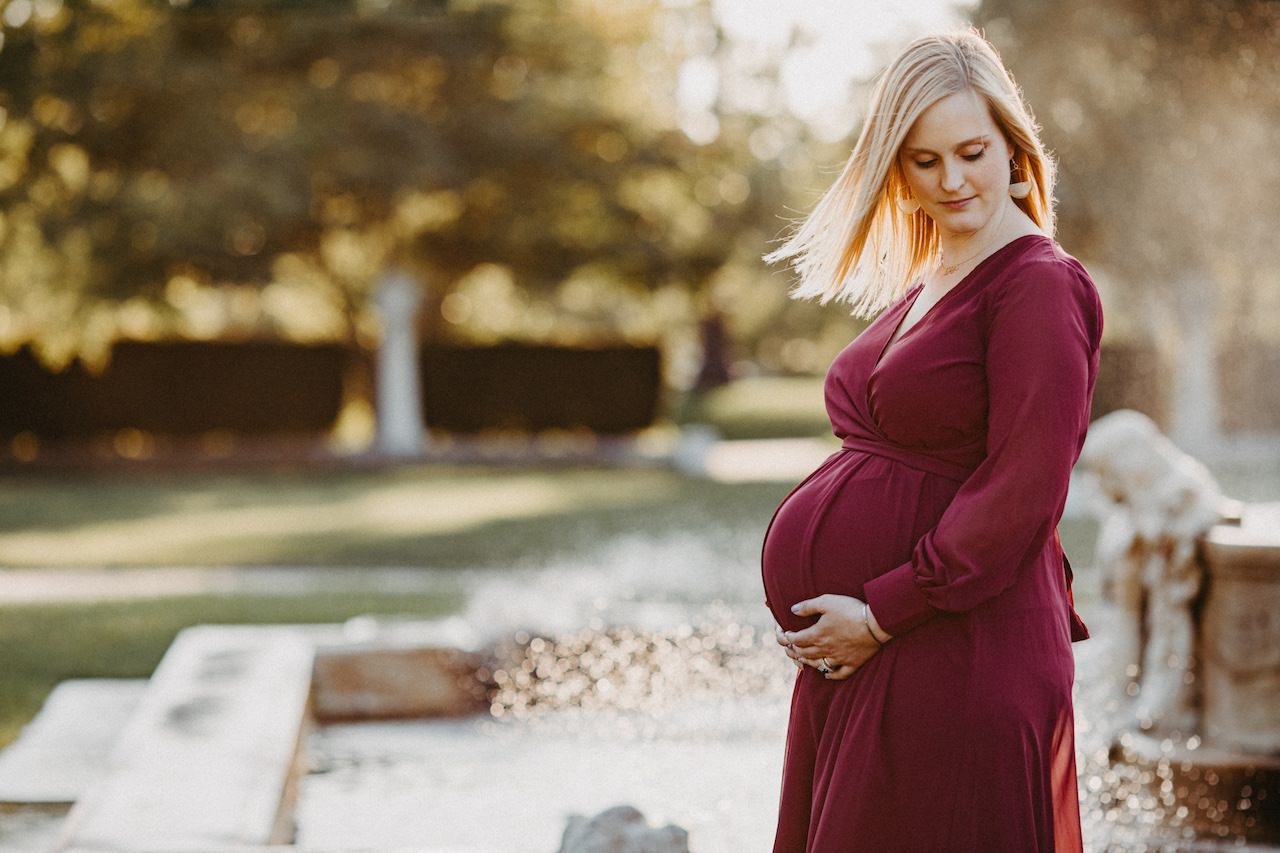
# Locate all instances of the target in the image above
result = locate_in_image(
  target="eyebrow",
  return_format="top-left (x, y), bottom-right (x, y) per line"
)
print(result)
top-left (903, 135), bottom-right (991, 155)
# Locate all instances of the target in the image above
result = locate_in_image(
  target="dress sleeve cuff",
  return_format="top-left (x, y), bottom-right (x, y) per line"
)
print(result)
top-left (863, 561), bottom-right (939, 637)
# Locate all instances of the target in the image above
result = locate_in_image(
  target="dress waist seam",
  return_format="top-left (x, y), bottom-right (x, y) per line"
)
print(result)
top-left (838, 436), bottom-right (974, 483)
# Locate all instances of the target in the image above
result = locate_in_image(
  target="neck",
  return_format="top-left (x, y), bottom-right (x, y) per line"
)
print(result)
top-left (937, 200), bottom-right (1014, 270)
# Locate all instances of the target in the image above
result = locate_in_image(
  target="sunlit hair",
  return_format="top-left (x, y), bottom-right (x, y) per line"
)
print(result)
top-left (762, 25), bottom-right (1057, 319)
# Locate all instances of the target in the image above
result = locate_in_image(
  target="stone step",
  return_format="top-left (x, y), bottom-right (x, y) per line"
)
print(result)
top-left (0, 679), bottom-right (148, 805)
top-left (51, 625), bottom-right (315, 853)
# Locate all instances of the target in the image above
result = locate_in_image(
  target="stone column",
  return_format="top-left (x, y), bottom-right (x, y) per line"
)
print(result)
top-left (372, 269), bottom-right (427, 457)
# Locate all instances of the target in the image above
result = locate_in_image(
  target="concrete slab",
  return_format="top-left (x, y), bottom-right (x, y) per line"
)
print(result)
top-left (51, 625), bottom-right (314, 852)
top-left (0, 679), bottom-right (148, 805)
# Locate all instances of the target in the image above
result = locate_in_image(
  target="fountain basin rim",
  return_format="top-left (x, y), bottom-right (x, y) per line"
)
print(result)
top-left (1201, 530), bottom-right (1280, 580)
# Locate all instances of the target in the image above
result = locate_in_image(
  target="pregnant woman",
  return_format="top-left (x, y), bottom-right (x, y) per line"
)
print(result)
top-left (759, 27), bottom-right (1100, 852)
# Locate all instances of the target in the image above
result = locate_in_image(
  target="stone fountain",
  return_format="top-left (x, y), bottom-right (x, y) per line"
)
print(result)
top-left (1079, 409), bottom-right (1280, 847)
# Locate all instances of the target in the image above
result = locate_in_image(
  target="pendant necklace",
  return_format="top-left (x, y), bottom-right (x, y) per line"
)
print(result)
top-left (937, 203), bottom-right (1009, 277)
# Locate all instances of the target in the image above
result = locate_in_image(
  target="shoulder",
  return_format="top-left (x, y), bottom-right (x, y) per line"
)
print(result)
top-left (984, 237), bottom-right (1103, 341)
top-left (1000, 237), bottom-right (1096, 295)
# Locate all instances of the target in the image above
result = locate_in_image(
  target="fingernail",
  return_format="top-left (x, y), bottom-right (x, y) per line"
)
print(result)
top-left (790, 604), bottom-right (800, 613)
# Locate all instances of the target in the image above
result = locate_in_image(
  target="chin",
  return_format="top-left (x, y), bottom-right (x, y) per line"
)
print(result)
top-left (933, 208), bottom-right (982, 226)
top-left (943, 204), bottom-right (992, 224)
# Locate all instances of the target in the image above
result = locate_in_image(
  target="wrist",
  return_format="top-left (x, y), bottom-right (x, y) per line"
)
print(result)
top-left (864, 603), bottom-right (893, 644)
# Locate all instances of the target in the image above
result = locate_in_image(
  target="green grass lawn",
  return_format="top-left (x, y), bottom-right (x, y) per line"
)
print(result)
top-left (0, 464), bottom-right (789, 569)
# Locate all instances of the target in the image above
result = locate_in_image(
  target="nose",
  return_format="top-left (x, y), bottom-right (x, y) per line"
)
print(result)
top-left (940, 158), bottom-right (966, 194)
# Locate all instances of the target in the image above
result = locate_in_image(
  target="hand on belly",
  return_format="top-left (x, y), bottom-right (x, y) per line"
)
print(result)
top-left (773, 593), bottom-right (885, 680)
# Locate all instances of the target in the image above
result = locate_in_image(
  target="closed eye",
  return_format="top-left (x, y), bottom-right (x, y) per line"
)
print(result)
top-left (913, 150), bottom-right (986, 169)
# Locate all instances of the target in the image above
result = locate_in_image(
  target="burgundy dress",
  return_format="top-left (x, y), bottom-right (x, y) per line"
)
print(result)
top-left (760, 234), bottom-right (1101, 853)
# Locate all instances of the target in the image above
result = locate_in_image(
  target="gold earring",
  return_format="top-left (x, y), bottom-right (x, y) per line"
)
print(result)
top-left (896, 195), bottom-right (920, 214)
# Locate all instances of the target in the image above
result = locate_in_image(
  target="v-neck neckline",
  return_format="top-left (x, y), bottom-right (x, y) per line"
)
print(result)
top-left (872, 233), bottom-right (1048, 370)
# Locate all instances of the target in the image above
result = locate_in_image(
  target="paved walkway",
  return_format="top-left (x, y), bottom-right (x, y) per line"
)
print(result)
top-left (0, 566), bottom-right (457, 606)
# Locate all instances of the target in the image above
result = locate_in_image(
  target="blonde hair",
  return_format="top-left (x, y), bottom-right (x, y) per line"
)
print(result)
top-left (762, 26), bottom-right (1058, 319)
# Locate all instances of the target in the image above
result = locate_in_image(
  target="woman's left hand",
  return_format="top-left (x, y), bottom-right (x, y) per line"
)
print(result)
top-left (781, 594), bottom-right (882, 681)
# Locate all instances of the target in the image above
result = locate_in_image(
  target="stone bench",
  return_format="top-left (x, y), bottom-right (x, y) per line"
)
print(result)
top-left (51, 625), bottom-right (315, 852)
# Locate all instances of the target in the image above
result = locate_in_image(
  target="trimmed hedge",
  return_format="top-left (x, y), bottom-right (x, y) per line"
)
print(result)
top-left (1, 338), bottom-right (1272, 440)
top-left (419, 343), bottom-right (661, 434)
top-left (0, 340), bottom-right (664, 439)
top-left (0, 342), bottom-right (348, 438)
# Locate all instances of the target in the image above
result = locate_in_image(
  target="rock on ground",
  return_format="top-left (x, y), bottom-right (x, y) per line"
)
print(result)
top-left (557, 804), bottom-right (690, 853)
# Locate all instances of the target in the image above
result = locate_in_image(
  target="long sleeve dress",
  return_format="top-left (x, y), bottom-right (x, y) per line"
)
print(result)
top-left (760, 234), bottom-right (1102, 853)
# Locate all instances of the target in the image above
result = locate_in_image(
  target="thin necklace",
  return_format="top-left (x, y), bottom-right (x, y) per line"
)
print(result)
top-left (937, 203), bottom-right (1009, 277)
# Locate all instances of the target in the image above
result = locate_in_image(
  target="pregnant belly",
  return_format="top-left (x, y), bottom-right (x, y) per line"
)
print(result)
top-left (761, 451), bottom-right (938, 632)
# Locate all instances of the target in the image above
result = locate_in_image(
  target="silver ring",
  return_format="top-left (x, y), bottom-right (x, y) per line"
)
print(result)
top-left (817, 657), bottom-right (832, 673)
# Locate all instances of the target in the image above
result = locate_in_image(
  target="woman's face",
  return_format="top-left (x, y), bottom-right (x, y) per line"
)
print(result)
top-left (898, 88), bottom-right (1014, 239)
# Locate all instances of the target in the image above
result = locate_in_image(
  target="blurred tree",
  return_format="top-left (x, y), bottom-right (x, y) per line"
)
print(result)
top-left (974, 0), bottom-right (1280, 447)
top-left (0, 0), bottom-right (162, 367)
top-left (660, 0), bottom-right (876, 384)
top-left (0, 0), bottom-right (790, 376)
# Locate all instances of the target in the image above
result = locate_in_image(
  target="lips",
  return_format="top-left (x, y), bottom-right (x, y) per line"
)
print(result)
top-left (941, 197), bottom-right (974, 208)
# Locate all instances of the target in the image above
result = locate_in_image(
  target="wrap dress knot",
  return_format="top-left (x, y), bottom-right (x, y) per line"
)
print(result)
top-left (760, 234), bottom-right (1101, 852)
